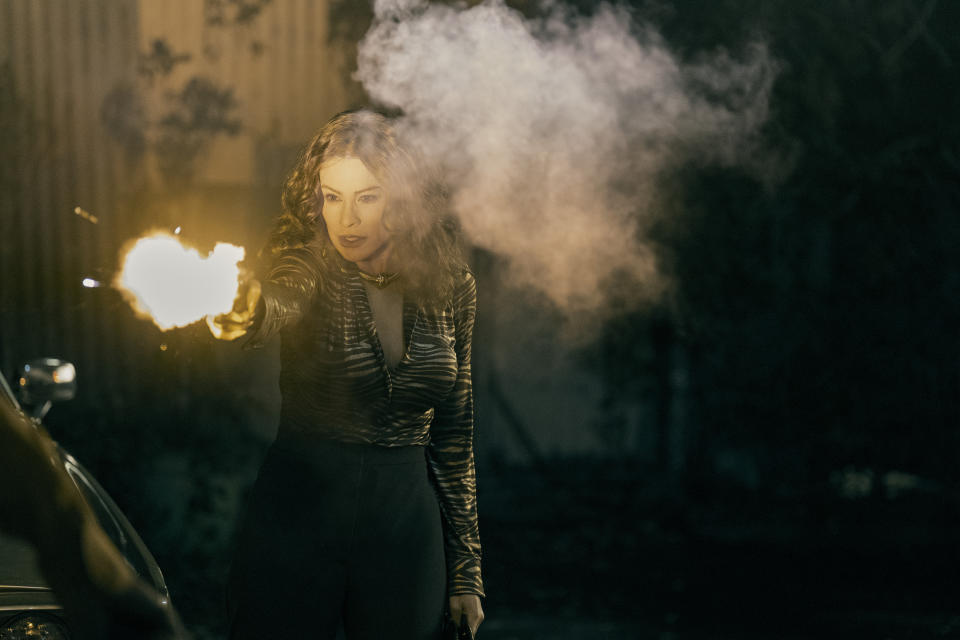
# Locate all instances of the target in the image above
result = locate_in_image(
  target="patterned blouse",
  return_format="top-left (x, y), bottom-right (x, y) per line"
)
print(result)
top-left (244, 241), bottom-right (484, 597)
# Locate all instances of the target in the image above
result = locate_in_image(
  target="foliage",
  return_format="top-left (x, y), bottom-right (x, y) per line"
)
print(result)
top-left (155, 77), bottom-right (243, 184)
top-left (138, 39), bottom-right (193, 84)
top-left (101, 36), bottom-right (246, 186)
top-left (204, 0), bottom-right (274, 27)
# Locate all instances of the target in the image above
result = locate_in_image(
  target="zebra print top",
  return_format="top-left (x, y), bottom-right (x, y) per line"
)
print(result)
top-left (244, 242), bottom-right (484, 597)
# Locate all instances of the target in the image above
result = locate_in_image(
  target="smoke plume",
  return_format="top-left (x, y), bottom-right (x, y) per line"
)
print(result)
top-left (357, 0), bottom-right (777, 315)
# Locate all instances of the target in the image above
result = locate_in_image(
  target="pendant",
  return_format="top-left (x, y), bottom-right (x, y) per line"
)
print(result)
top-left (359, 269), bottom-right (400, 289)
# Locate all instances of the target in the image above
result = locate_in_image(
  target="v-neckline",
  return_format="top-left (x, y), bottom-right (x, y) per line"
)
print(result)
top-left (351, 273), bottom-right (418, 379)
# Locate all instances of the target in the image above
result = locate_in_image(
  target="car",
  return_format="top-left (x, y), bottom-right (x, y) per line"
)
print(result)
top-left (0, 358), bottom-right (172, 639)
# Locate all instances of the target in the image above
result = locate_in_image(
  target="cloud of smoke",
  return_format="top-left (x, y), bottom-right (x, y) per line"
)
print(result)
top-left (357, 0), bottom-right (777, 316)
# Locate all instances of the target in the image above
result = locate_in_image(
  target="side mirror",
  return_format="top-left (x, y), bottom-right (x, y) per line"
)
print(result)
top-left (17, 358), bottom-right (77, 420)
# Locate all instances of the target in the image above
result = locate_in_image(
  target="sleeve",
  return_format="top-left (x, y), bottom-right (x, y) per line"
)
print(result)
top-left (426, 269), bottom-right (485, 597)
top-left (243, 242), bottom-right (325, 349)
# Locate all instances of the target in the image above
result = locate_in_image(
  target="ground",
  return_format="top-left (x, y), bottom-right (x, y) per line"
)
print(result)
top-left (475, 459), bottom-right (960, 639)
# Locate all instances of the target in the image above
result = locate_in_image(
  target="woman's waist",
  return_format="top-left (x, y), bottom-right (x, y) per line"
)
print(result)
top-left (272, 427), bottom-right (428, 466)
top-left (278, 403), bottom-right (433, 445)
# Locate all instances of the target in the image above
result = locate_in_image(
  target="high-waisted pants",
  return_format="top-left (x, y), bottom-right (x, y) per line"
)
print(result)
top-left (227, 433), bottom-right (447, 639)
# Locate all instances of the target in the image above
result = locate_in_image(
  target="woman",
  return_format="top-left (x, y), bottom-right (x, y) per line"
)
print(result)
top-left (211, 110), bottom-right (485, 639)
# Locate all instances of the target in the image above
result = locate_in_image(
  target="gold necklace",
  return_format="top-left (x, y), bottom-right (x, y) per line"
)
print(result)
top-left (357, 269), bottom-right (401, 289)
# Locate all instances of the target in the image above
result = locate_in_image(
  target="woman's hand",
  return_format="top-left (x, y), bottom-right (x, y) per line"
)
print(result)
top-left (207, 278), bottom-right (261, 341)
top-left (449, 594), bottom-right (484, 637)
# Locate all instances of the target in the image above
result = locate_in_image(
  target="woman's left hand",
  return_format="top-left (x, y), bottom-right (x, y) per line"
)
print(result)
top-left (449, 594), bottom-right (484, 637)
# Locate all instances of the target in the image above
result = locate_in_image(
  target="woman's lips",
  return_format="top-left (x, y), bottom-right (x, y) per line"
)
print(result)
top-left (338, 235), bottom-right (365, 248)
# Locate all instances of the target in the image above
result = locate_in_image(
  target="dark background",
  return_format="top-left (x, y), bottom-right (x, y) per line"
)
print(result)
top-left (3, 0), bottom-right (960, 637)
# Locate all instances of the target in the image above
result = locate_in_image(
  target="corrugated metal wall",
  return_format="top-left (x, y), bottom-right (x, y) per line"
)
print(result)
top-left (1, 0), bottom-right (140, 388)
top-left (0, 0), bottom-right (346, 401)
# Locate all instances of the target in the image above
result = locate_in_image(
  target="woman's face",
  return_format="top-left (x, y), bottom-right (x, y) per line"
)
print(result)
top-left (319, 157), bottom-right (391, 273)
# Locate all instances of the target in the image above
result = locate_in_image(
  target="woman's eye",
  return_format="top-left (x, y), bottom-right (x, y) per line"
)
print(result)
top-left (359, 194), bottom-right (380, 204)
top-left (324, 193), bottom-right (340, 203)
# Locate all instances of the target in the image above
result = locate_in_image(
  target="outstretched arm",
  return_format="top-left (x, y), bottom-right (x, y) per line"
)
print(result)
top-left (209, 242), bottom-right (325, 344)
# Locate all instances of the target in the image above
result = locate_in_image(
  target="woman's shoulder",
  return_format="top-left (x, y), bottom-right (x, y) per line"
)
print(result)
top-left (454, 264), bottom-right (475, 286)
top-left (448, 265), bottom-right (477, 315)
top-left (419, 264), bottom-right (475, 316)
top-left (448, 263), bottom-right (475, 295)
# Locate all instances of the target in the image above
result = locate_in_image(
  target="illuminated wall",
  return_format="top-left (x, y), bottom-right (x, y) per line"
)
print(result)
top-left (0, 0), bottom-right (348, 398)
top-left (1, 0), bottom-right (141, 381)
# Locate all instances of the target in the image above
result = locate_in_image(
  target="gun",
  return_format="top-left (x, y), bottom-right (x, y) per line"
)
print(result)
top-left (457, 613), bottom-right (473, 640)
top-left (443, 610), bottom-right (474, 639)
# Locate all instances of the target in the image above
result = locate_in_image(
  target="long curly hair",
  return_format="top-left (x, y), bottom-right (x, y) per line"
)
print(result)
top-left (266, 109), bottom-right (465, 303)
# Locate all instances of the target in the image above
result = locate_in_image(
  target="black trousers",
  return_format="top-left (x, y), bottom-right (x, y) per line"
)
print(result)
top-left (227, 433), bottom-right (447, 639)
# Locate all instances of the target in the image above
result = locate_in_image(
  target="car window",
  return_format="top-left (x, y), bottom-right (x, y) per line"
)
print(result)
top-left (62, 459), bottom-right (168, 597)
top-left (64, 463), bottom-right (130, 553)
top-left (0, 370), bottom-right (21, 413)
top-left (63, 462), bottom-right (160, 584)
